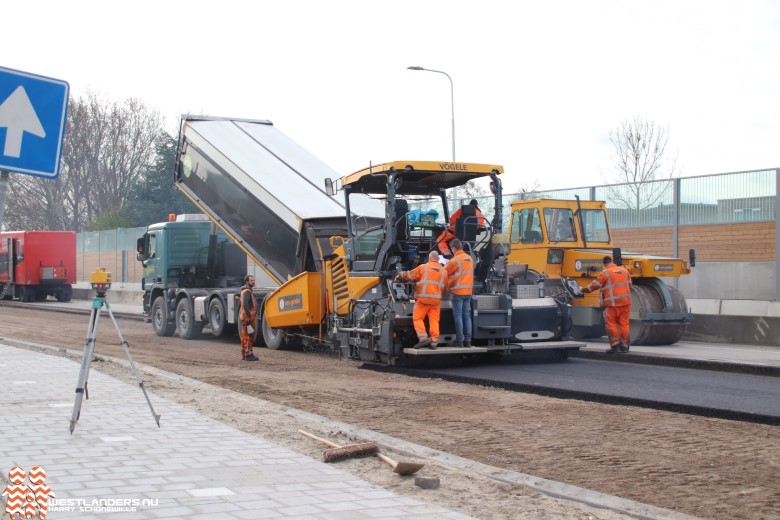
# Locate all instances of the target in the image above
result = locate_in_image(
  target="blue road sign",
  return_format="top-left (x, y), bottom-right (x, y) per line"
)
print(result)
top-left (0, 66), bottom-right (69, 179)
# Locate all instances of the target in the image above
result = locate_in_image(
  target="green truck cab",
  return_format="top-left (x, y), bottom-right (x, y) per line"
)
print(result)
top-left (136, 215), bottom-right (247, 339)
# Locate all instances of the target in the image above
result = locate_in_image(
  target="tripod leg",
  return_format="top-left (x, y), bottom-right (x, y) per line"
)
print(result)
top-left (105, 302), bottom-right (161, 427)
top-left (70, 305), bottom-right (101, 433)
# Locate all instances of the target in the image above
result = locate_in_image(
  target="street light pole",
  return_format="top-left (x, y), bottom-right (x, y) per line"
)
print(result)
top-left (407, 66), bottom-right (458, 203)
top-left (407, 66), bottom-right (455, 163)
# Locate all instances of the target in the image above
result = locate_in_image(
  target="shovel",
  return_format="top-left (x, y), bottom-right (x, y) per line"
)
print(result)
top-left (376, 451), bottom-right (425, 475)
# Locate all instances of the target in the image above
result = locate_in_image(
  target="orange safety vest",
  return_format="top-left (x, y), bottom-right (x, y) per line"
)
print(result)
top-left (587, 263), bottom-right (632, 307)
top-left (445, 250), bottom-right (474, 296)
top-left (400, 260), bottom-right (446, 305)
top-left (239, 288), bottom-right (257, 323)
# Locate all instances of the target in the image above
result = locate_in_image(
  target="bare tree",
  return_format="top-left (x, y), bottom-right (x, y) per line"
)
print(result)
top-left (513, 178), bottom-right (543, 199)
top-left (67, 92), bottom-right (163, 228)
top-left (458, 180), bottom-right (487, 201)
top-left (605, 116), bottom-right (679, 213)
top-left (3, 174), bottom-right (68, 230)
top-left (4, 92), bottom-right (163, 231)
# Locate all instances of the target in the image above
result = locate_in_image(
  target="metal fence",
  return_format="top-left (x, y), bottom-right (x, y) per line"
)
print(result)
top-left (76, 227), bottom-right (146, 283)
top-left (79, 168), bottom-right (778, 252)
top-left (521, 168), bottom-right (777, 229)
top-left (76, 227), bottom-right (146, 253)
top-left (409, 168), bottom-right (778, 230)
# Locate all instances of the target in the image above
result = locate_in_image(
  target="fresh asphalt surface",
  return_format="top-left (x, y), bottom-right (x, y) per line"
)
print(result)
top-left (395, 355), bottom-right (780, 423)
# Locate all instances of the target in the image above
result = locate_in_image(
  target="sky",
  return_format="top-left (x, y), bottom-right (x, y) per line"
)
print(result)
top-left (4, 0), bottom-right (779, 193)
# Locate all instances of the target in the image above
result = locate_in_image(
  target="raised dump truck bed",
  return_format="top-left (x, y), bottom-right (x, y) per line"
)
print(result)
top-left (140, 116), bottom-right (383, 342)
top-left (175, 116), bottom-right (382, 284)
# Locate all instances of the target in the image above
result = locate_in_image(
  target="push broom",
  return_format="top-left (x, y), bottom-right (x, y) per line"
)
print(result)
top-left (298, 430), bottom-right (424, 474)
top-left (298, 430), bottom-right (379, 462)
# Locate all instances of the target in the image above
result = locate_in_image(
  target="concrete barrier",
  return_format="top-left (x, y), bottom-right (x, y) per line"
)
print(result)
top-left (682, 298), bottom-right (780, 347)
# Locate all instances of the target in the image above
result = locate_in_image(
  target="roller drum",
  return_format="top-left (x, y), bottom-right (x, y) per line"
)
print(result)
top-left (630, 282), bottom-right (688, 345)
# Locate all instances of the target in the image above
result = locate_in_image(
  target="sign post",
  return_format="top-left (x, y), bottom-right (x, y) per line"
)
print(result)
top-left (0, 66), bottom-right (69, 229)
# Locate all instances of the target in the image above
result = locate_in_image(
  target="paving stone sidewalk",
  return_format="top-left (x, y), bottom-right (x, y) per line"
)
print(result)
top-left (0, 344), bottom-right (471, 519)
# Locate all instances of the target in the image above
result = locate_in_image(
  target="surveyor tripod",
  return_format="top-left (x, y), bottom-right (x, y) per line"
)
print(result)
top-left (69, 292), bottom-right (160, 433)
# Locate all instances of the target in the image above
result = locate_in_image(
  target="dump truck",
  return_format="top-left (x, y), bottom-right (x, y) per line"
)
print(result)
top-left (506, 197), bottom-right (693, 345)
top-left (137, 116), bottom-right (384, 341)
top-left (0, 230), bottom-right (75, 302)
top-left (141, 115), bottom-right (582, 363)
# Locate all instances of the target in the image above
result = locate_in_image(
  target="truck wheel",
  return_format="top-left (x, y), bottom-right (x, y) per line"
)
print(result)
top-left (208, 298), bottom-right (230, 337)
top-left (252, 314), bottom-right (266, 347)
top-left (152, 296), bottom-right (175, 337)
top-left (262, 312), bottom-right (285, 350)
top-left (56, 285), bottom-right (73, 302)
top-left (176, 298), bottom-right (203, 340)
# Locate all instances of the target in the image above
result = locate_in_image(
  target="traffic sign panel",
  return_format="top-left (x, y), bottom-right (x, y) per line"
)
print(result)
top-left (0, 66), bottom-right (69, 179)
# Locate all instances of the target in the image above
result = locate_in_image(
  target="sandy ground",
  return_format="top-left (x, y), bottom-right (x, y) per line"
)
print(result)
top-left (1, 306), bottom-right (779, 520)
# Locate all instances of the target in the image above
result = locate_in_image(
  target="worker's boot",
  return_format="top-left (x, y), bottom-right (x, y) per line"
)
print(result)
top-left (413, 337), bottom-right (431, 349)
top-left (450, 340), bottom-right (464, 348)
top-left (605, 345), bottom-right (619, 354)
top-left (620, 342), bottom-right (630, 353)
top-left (463, 339), bottom-right (472, 348)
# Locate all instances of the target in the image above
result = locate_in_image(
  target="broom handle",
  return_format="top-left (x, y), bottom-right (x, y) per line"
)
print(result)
top-left (298, 429), bottom-right (343, 449)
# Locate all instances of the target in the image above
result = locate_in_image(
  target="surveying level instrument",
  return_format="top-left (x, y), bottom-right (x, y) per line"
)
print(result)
top-left (69, 268), bottom-right (161, 433)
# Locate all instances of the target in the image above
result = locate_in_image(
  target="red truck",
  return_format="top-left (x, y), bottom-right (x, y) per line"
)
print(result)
top-left (0, 231), bottom-right (76, 302)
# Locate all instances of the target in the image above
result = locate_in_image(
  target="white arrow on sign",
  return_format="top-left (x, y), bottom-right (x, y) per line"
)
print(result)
top-left (0, 86), bottom-right (46, 158)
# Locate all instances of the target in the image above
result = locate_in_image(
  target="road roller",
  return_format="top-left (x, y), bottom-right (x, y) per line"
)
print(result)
top-left (505, 197), bottom-right (693, 345)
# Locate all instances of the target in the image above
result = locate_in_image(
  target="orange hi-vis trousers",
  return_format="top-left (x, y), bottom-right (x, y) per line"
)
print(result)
top-left (603, 305), bottom-right (630, 347)
top-left (413, 301), bottom-right (441, 344)
top-left (241, 324), bottom-right (255, 358)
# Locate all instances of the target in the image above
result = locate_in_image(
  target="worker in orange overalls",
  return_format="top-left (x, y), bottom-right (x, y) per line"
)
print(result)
top-left (239, 275), bottom-right (259, 361)
top-left (436, 199), bottom-right (486, 257)
top-left (445, 238), bottom-right (475, 348)
top-left (450, 199), bottom-right (486, 231)
top-left (582, 256), bottom-right (633, 353)
top-left (435, 227), bottom-right (457, 257)
top-left (396, 251), bottom-right (446, 349)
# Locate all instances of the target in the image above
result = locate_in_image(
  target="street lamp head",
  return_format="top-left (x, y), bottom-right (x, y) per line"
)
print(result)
top-left (407, 66), bottom-right (425, 71)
